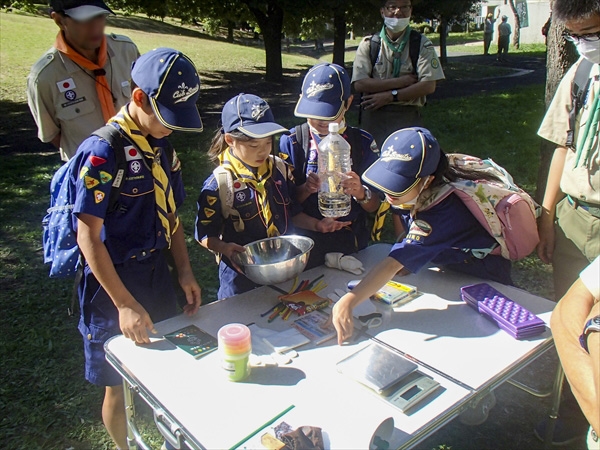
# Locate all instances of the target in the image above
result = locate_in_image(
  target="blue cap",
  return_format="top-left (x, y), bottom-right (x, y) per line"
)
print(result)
top-left (221, 93), bottom-right (288, 138)
top-left (362, 127), bottom-right (441, 196)
top-left (294, 63), bottom-right (351, 120)
top-left (131, 48), bottom-right (203, 132)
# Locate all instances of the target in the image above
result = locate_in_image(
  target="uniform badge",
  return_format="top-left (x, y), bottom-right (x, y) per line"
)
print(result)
top-left (200, 220), bottom-right (212, 226)
top-left (125, 146), bottom-right (143, 161)
top-left (84, 176), bottom-right (100, 189)
top-left (129, 161), bottom-right (142, 174)
top-left (233, 181), bottom-right (246, 192)
top-left (431, 59), bottom-right (439, 69)
top-left (56, 78), bottom-right (76, 93)
top-left (88, 155), bottom-right (107, 167)
top-left (99, 171), bottom-right (112, 184)
top-left (206, 195), bottom-right (217, 206)
top-left (94, 190), bottom-right (105, 204)
top-left (408, 220), bottom-right (432, 237)
top-left (235, 191), bottom-right (247, 202)
top-left (64, 90), bottom-right (77, 101)
top-left (79, 166), bottom-right (89, 179)
top-left (204, 208), bottom-right (216, 218)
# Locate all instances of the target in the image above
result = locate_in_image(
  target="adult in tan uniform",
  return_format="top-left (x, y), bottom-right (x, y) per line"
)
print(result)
top-left (27, 0), bottom-right (139, 161)
top-left (536, 0), bottom-right (600, 444)
top-left (351, 0), bottom-right (445, 149)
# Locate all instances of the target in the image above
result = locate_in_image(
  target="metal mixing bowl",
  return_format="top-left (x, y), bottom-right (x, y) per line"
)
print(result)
top-left (232, 235), bottom-right (314, 285)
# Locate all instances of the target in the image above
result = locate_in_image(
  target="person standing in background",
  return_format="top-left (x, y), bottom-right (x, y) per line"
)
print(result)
top-left (27, 0), bottom-right (139, 161)
top-left (497, 15), bottom-right (512, 62)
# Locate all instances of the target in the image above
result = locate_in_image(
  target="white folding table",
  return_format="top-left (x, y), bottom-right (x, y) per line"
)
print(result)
top-left (105, 244), bottom-right (556, 449)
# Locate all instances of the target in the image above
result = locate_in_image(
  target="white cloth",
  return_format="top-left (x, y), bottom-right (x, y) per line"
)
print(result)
top-left (325, 252), bottom-right (365, 275)
top-left (580, 256), bottom-right (600, 300)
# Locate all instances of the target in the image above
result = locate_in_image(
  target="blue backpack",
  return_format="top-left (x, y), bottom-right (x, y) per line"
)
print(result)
top-left (42, 125), bottom-right (127, 278)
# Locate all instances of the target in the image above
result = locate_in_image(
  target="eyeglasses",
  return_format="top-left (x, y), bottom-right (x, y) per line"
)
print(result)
top-left (562, 30), bottom-right (600, 43)
top-left (385, 5), bottom-right (412, 14)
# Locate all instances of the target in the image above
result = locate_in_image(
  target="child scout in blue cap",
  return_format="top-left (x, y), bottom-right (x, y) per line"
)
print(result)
top-left (71, 47), bottom-right (203, 450)
top-left (332, 127), bottom-right (512, 344)
top-left (279, 63), bottom-right (381, 268)
top-left (195, 93), bottom-right (303, 299)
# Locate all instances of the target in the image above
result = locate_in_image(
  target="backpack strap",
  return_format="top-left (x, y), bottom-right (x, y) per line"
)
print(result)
top-left (408, 29), bottom-right (421, 76)
top-left (369, 33), bottom-right (381, 76)
top-left (567, 58), bottom-right (594, 148)
top-left (91, 125), bottom-right (128, 213)
top-left (296, 122), bottom-right (311, 175)
top-left (213, 165), bottom-right (245, 233)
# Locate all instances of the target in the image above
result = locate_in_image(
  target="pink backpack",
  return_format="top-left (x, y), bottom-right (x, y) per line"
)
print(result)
top-left (418, 154), bottom-right (540, 261)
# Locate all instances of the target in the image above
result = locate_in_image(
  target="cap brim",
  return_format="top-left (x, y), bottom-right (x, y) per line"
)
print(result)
top-left (64, 5), bottom-right (114, 21)
top-left (237, 122), bottom-right (289, 138)
top-left (294, 97), bottom-right (344, 121)
top-left (362, 160), bottom-right (420, 197)
top-left (150, 98), bottom-right (203, 132)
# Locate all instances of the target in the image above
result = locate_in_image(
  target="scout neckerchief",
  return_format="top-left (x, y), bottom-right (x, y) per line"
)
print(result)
top-left (109, 106), bottom-right (179, 247)
top-left (55, 32), bottom-right (116, 123)
top-left (380, 25), bottom-right (412, 78)
top-left (574, 87), bottom-right (600, 168)
top-left (219, 147), bottom-right (280, 237)
top-left (371, 202), bottom-right (391, 241)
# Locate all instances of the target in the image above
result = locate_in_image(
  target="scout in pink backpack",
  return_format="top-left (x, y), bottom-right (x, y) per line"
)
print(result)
top-left (333, 127), bottom-right (541, 343)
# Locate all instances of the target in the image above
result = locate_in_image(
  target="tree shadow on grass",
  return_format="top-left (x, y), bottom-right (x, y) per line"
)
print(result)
top-left (106, 15), bottom-right (220, 42)
top-left (197, 67), bottom-right (312, 131)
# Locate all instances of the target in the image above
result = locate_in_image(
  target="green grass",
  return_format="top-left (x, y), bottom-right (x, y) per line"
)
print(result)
top-left (0, 9), bottom-right (553, 450)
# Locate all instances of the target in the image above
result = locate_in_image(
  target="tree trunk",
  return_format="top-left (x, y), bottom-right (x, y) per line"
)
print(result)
top-left (227, 20), bottom-right (234, 43)
top-left (535, 16), bottom-right (578, 202)
top-left (439, 18), bottom-right (448, 65)
top-left (508, 0), bottom-right (521, 49)
top-left (244, 1), bottom-right (284, 82)
top-left (332, 6), bottom-right (346, 67)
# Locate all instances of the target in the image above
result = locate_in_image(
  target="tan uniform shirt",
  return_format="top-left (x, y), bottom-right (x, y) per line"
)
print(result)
top-left (538, 57), bottom-right (600, 204)
top-left (27, 33), bottom-right (140, 161)
top-left (351, 31), bottom-right (445, 107)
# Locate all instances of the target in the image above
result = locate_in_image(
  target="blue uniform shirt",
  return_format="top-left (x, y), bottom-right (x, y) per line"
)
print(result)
top-left (72, 129), bottom-right (184, 265)
top-left (195, 159), bottom-right (300, 299)
top-left (390, 193), bottom-right (501, 274)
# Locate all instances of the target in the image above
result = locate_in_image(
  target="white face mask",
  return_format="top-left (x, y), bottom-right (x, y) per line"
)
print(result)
top-left (383, 17), bottom-right (410, 34)
top-left (576, 40), bottom-right (600, 65)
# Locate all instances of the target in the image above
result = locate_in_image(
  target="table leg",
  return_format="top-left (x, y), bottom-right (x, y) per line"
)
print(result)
top-left (122, 378), bottom-right (152, 450)
top-left (544, 364), bottom-right (565, 449)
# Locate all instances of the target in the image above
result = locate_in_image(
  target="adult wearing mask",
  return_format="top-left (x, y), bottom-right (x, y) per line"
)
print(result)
top-left (27, 0), bottom-right (139, 161)
top-left (536, 0), bottom-right (600, 444)
top-left (351, 0), bottom-right (445, 150)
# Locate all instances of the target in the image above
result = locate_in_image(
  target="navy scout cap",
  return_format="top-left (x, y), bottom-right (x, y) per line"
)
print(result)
top-left (131, 48), bottom-right (203, 132)
top-left (50, 0), bottom-right (114, 21)
top-left (362, 127), bottom-right (441, 196)
top-left (221, 93), bottom-right (288, 138)
top-left (294, 63), bottom-right (351, 121)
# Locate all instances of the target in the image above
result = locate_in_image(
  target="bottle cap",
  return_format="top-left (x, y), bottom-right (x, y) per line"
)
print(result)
top-left (328, 122), bottom-right (339, 133)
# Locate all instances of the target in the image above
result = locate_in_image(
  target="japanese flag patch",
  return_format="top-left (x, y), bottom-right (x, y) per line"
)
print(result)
top-left (57, 78), bottom-right (76, 93)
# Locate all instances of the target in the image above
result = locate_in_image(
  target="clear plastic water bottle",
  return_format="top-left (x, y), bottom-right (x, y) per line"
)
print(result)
top-left (318, 122), bottom-right (351, 218)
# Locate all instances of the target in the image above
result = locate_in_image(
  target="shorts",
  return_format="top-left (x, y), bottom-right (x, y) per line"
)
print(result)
top-left (218, 260), bottom-right (259, 300)
top-left (78, 250), bottom-right (177, 386)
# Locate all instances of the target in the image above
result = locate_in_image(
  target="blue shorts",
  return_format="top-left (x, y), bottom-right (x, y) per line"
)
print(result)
top-left (78, 250), bottom-right (177, 386)
top-left (217, 260), bottom-right (259, 300)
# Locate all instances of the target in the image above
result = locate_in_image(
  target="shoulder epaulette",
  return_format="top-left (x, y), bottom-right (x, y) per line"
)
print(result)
top-left (108, 33), bottom-right (135, 45)
top-left (29, 48), bottom-right (57, 79)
